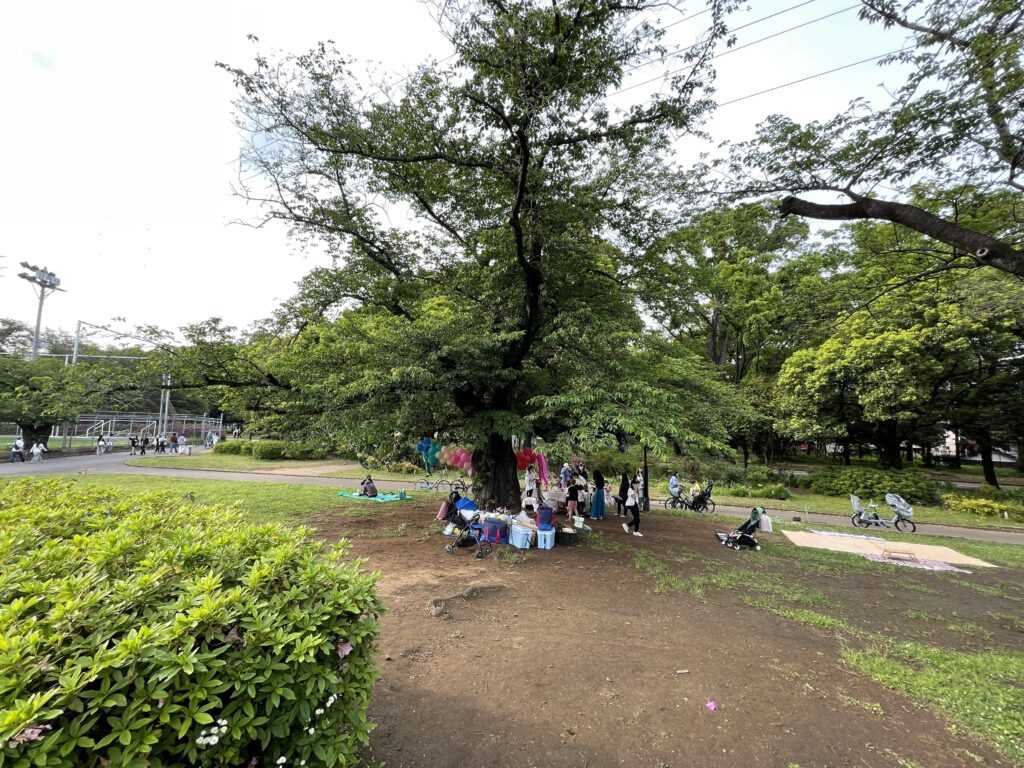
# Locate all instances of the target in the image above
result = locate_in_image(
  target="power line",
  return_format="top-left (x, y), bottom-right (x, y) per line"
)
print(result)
top-left (716, 46), bottom-right (912, 107)
top-left (613, 2), bottom-right (859, 96)
top-left (624, 0), bottom-right (827, 76)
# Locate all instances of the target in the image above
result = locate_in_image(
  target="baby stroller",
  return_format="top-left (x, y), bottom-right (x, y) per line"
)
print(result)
top-left (443, 495), bottom-right (484, 557)
top-left (715, 506), bottom-right (765, 551)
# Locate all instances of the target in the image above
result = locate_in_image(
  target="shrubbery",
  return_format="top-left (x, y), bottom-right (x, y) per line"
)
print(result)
top-left (251, 439), bottom-right (289, 460)
top-left (718, 483), bottom-right (791, 500)
top-left (213, 440), bottom-right (243, 455)
top-left (941, 493), bottom-right (1024, 522)
top-left (806, 465), bottom-right (939, 504)
top-left (0, 479), bottom-right (382, 767)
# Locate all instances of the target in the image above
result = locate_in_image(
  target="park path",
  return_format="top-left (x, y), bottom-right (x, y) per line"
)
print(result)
top-left (3, 451), bottom-right (1023, 546)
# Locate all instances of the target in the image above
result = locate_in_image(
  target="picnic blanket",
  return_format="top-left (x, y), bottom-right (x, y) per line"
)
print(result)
top-left (782, 530), bottom-right (995, 568)
top-left (337, 491), bottom-right (409, 502)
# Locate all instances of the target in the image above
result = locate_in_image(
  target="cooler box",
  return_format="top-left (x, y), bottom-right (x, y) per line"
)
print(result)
top-left (536, 528), bottom-right (555, 550)
top-left (555, 527), bottom-right (578, 546)
top-left (510, 524), bottom-right (534, 550)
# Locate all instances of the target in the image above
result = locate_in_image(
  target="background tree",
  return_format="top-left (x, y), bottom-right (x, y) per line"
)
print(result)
top-left (725, 0), bottom-right (1024, 277)
top-left (216, 0), bottom-right (740, 506)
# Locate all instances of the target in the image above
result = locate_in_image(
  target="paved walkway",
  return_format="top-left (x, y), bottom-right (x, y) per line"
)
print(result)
top-left (3, 452), bottom-right (1022, 546)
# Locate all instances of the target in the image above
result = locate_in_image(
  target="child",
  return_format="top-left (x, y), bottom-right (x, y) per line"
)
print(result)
top-left (359, 474), bottom-right (378, 498)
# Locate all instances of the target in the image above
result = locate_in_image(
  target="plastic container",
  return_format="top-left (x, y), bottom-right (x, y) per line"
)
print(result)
top-left (536, 528), bottom-right (555, 550)
top-left (509, 524), bottom-right (534, 550)
top-left (555, 527), bottom-right (578, 546)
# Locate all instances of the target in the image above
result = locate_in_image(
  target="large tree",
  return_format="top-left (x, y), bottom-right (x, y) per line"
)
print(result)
top-left (217, 0), bottom-right (740, 506)
top-left (725, 0), bottom-right (1024, 277)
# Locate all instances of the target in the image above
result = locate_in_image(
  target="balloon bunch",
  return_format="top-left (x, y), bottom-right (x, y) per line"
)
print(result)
top-left (437, 444), bottom-right (473, 471)
top-left (515, 446), bottom-right (539, 470)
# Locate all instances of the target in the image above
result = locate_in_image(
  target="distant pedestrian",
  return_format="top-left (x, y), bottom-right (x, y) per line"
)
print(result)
top-left (9, 437), bottom-right (25, 463)
top-left (622, 483), bottom-right (642, 537)
top-left (140, 435), bottom-right (149, 455)
top-left (589, 469), bottom-right (606, 520)
top-left (30, 441), bottom-right (48, 462)
top-left (559, 463), bottom-right (572, 489)
top-left (96, 437), bottom-right (106, 456)
top-left (170, 433), bottom-right (179, 453)
top-left (105, 436), bottom-right (114, 454)
top-left (615, 472), bottom-right (629, 517)
top-left (179, 434), bottom-right (188, 453)
top-left (129, 436), bottom-right (138, 455)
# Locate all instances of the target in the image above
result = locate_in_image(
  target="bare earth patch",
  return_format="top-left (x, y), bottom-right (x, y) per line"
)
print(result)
top-left (307, 503), bottom-right (1022, 768)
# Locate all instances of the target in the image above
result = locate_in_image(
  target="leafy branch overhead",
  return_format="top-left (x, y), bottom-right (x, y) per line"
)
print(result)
top-left (720, 0), bottom-right (1024, 277)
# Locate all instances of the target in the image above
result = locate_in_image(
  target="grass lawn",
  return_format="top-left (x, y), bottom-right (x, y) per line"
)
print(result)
top-left (123, 453), bottom-right (456, 483)
top-left (9, 473), bottom-right (405, 524)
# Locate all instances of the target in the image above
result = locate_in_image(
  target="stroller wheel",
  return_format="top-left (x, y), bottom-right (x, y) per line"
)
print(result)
top-left (732, 543), bottom-right (741, 550)
top-left (475, 551), bottom-right (483, 559)
top-left (444, 544), bottom-right (454, 554)
top-left (485, 544), bottom-right (493, 555)
top-left (755, 545), bottom-right (762, 551)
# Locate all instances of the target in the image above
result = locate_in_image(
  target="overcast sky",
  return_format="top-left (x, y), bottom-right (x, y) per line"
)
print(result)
top-left (0, 0), bottom-right (909, 341)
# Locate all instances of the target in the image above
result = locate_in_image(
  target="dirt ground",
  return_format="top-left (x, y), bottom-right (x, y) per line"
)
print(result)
top-left (308, 501), bottom-right (1024, 768)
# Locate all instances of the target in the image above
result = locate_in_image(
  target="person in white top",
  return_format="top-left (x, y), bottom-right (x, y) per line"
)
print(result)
top-left (622, 483), bottom-right (643, 537)
top-left (9, 437), bottom-right (25, 463)
top-left (30, 441), bottom-right (48, 462)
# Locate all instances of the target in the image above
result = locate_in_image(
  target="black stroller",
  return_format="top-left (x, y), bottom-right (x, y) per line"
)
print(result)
top-left (715, 506), bottom-right (765, 551)
top-left (441, 493), bottom-right (484, 557)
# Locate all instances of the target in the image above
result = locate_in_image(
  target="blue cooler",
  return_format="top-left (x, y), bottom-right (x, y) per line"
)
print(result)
top-left (510, 524), bottom-right (534, 549)
top-left (536, 528), bottom-right (555, 549)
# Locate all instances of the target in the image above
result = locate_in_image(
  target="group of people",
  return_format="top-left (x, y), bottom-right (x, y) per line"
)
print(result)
top-left (126, 432), bottom-right (189, 455)
top-left (8, 437), bottom-right (47, 463)
top-left (525, 462), bottom-right (649, 537)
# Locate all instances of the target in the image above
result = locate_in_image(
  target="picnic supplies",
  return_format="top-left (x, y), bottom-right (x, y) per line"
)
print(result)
top-left (338, 491), bottom-right (408, 502)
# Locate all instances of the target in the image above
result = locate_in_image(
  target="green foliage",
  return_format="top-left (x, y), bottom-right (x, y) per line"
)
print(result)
top-left (251, 439), bottom-right (289, 461)
top-left (238, 441), bottom-right (255, 455)
top-left (0, 478), bottom-right (382, 767)
top-left (941, 493), bottom-right (1024, 522)
top-left (806, 466), bottom-right (939, 504)
top-left (213, 440), bottom-right (243, 455)
top-left (718, 483), bottom-right (791, 500)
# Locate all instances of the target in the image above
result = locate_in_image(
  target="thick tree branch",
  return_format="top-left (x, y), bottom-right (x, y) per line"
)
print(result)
top-left (779, 195), bottom-right (1024, 277)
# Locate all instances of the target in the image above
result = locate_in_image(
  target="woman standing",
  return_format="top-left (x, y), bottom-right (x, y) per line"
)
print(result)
top-left (589, 469), bottom-right (606, 520)
top-left (616, 472), bottom-right (629, 517)
top-left (634, 467), bottom-right (645, 508)
top-left (622, 482), bottom-right (642, 537)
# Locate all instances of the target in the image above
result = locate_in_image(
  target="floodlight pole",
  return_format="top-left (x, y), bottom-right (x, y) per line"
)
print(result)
top-left (17, 262), bottom-right (64, 361)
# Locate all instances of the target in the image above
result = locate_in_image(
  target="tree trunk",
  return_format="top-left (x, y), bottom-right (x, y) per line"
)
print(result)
top-left (953, 427), bottom-right (962, 468)
top-left (841, 439), bottom-right (851, 466)
top-left (923, 443), bottom-right (933, 466)
top-left (977, 430), bottom-right (1000, 489)
top-left (472, 433), bottom-right (521, 510)
top-left (876, 421), bottom-right (903, 469)
top-left (741, 441), bottom-right (749, 468)
top-left (905, 441), bottom-right (914, 463)
top-left (1016, 440), bottom-right (1024, 473)
top-left (18, 423), bottom-right (54, 450)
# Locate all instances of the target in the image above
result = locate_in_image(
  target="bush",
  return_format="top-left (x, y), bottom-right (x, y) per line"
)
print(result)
top-left (0, 478), bottom-right (382, 767)
top-left (806, 466), bottom-right (939, 504)
top-left (251, 439), bottom-right (289, 460)
top-left (941, 493), bottom-right (1024, 522)
top-left (384, 460), bottom-right (420, 474)
top-left (238, 441), bottom-right (255, 455)
top-left (718, 483), bottom-right (792, 500)
top-left (213, 440), bottom-right (243, 455)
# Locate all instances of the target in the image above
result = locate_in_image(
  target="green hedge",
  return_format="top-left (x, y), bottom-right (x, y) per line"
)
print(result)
top-left (805, 466), bottom-right (940, 504)
top-left (249, 441), bottom-right (328, 461)
top-left (213, 440), bottom-right (243, 455)
top-left (238, 441), bottom-right (255, 455)
top-left (0, 479), bottom-right (382, 767)
top-left (941, 493), bottom-right (1024, 522)
top-left (718, 483), bottom-right (791, 500)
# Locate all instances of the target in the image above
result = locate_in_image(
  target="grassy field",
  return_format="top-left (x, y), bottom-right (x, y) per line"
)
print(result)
top-left (123, 453), bottom-right (453, 483)
top-left (17, 473), bottom-right (426, 524)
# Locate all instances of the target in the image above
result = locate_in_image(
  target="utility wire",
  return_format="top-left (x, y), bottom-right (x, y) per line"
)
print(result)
top-left (716, 46), bottom-right (912, 107)
top-left (613, 3), bottom-right (859, 95)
